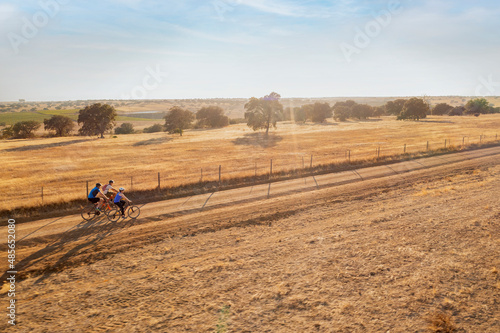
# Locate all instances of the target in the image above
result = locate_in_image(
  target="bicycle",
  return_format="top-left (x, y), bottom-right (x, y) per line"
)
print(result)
top-left (107, 201), bottom-right (141, 222)
top-left (80, 199), bottom-right (113, 221)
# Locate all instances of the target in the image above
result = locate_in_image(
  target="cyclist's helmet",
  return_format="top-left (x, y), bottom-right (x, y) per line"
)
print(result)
top-left (96, 183), bottom-right (102, 187)
top-left (119, 187), bottom-right (125, 191)
top-left (109, 180), bottom-right (114, 183)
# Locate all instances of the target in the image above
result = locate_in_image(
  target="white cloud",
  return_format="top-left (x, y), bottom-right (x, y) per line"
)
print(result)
top-left (238, 0), bottom-right (329, 18)
top-left (166, 23), bottom-right (258, 45)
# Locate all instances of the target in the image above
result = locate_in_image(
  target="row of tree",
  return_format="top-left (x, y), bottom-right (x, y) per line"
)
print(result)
top-left (1, 97), bottom-right (497, 139)
top-left (241, 94), bottom-right (499, 133)
top-left (384, 97), bottom-right (497, 116)
top-left (0, 103), bottom-right (232, 139)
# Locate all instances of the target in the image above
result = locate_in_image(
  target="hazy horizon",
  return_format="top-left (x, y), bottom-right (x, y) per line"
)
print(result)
top-left (1, 0), bottom-right (500, 102)
top-left (0, 95), bottom-right (492, 104)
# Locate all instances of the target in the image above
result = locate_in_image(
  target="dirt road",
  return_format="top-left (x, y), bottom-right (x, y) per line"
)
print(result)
top-left (1, 147), bottom-right (499, 332)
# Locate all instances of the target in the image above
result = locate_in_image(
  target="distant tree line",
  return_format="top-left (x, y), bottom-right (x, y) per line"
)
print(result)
top-left (1, 97), bottom-right (498, 139)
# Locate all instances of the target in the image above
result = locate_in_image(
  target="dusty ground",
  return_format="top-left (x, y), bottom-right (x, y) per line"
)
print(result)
top-left (1, 154), bottom-right (499, 332)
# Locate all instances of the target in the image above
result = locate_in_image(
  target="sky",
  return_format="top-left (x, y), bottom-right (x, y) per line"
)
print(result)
top-left (0, 0), bottom-right (499, 101)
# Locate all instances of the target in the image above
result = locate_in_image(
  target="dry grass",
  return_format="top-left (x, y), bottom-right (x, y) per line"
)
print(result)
top-left (428, 312), bottom-right (457, 332)
top-left (1, 115), bottom-right (500, 211)
top-left (5, 161), bottom-right (500, 332)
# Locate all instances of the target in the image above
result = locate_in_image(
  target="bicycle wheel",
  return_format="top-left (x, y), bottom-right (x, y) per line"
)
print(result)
top-left (127, 205), bottom-right (140, 219)
top-left (107, 209), bottom-right (121, 222)
top-left (81, 205), bottom-right (97, 221)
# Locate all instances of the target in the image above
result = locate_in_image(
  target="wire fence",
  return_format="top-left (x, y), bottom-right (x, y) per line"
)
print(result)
top-left (3, 133), bottom-right (499, 211)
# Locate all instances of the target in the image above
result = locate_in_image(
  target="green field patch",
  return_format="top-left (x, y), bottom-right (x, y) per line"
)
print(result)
top-left (38, 109), bottom-right (79, 116)
top-left (0, 112), bottom-right (48, 125)
top-left (38, 109), bottom-right (79, 121)
top-left (116, 115), bottom-right (155, 122)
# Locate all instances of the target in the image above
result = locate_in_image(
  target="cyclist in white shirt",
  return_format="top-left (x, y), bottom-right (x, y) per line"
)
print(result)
top-left (102, 180), bottom-right (118, 200)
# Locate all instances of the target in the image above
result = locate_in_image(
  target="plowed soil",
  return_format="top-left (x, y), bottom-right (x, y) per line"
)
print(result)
top-left (1, 153), bottom-right (499, 332)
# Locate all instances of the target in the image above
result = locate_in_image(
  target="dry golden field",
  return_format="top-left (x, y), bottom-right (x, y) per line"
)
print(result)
top-left (1, 115), bottom-right (500, 211)
top-left (1, 153), bottom-right (498, 332)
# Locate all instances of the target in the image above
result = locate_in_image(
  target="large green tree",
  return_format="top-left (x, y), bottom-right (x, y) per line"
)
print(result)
top-left (196, 106), bottom-right (229, 128)
top-left (309, 102), bottom-right (332, 123)
top-left (372, 105), bottom-right (386, 117)
top-left (397, 98), bottom-right (429, 121)
top-left (164, 106), bottom-right (194, 135)
top-left (13, 121), bottom-right (41, 138)
top-left (465, 98), bottom-right (491, 114)
top-left (77, 103), bottom-right (117, 138)
top-left (432, 103), bottom-right (453, 116)
top-left (333, 105), bottom-right (351, 121)
top-left (332, 100), bottom-right (358, 121)
top-left (44, 115), bottom-right (75, 136)
top-left (351, 103), bottom-right (373, 120)
top-left (385, 99), bottom-right (408, 115)
top-left (244, 92), bottom-right (283, 135)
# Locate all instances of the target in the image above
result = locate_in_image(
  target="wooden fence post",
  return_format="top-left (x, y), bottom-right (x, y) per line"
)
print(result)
top-left (270, 159), bottom-right (273, 178)
top-left (41, 186), bottom-right (44, 205)
top-left (131, 176), bottom-right (133, 191)
top-left (310, 155), bottom-right (313, 168)
top-left (426, 141), bottom-right (429, 151)
top-left (158, 172), bottom-right (160, 190)
top-left (219, 165), bottom-right (221, 185)
top-left (404, 144), bottom-right (406, 154)
top-left (86, 181), bottom-right (89, 196)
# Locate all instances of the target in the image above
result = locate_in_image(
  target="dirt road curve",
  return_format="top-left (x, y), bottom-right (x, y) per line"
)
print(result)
top-left (1, 147), bottom-right (499, 332)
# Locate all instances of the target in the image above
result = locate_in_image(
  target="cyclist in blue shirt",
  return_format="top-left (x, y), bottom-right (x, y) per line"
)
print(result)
top-left (114, 187), bottom-right (132, 218)
top-left (88, 183), bottom-right (107, 211)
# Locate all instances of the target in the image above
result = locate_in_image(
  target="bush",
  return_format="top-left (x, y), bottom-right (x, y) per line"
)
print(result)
top-left (13, 121), bottom-right (41, 138)
top-left (1, 126), bottom-right (14, 139)
top-left (43, 115), bottom-right (74, 137)
top-left (229, 118), bottom-right (246, 125)
top-left (333, 106), bottom-right (350, 121)
top-left (143, 123), bottom-right (164, 133)
top-left (196, 106), bottom-right (229, 128)
top-left (115, 123), bottom-right (135, 134)
top-left (432, 103), bottom-right (453, 116)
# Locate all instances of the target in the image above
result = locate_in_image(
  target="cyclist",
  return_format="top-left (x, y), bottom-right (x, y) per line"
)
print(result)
top-left (102, 180), bottom-right (118, 200)
top-left (87, 183), bottom-right (108, 211)
top-left (114, 187), bottom-right (132, 218)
